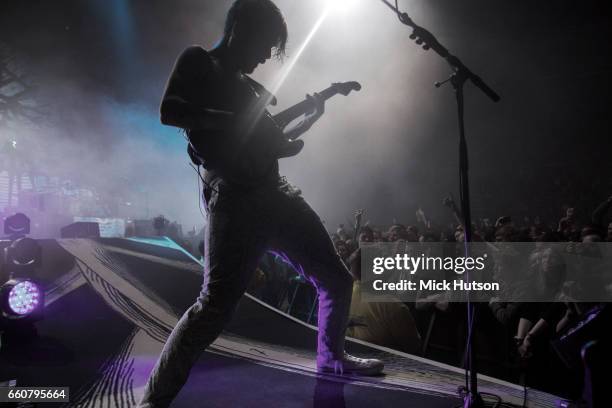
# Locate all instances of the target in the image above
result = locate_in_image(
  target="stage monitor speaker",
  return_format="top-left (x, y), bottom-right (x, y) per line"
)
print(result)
top-left (60, 222), bottom-right (100, 239)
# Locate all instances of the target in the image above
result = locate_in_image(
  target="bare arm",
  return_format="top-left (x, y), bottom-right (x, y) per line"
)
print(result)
top-left (160, 96), bottom-right (234, 131)
top-left (591, 195), bottom-right (612, 227)
top-left (353, 209), bottom-right (364, 242)
top-left (159, 46), bottom-right (235, 132)
top-left (347, 248), bottom-right (361, 281)
top-left (443, 194), bottom-right (463, 227)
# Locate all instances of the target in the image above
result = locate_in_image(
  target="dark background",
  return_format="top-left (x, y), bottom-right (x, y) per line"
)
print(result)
top-left (1, 0), bottom-right (611, 230)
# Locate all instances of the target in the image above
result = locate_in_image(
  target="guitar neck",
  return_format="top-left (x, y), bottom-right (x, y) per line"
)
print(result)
top-left (272, 85), bottom-right (339, 128)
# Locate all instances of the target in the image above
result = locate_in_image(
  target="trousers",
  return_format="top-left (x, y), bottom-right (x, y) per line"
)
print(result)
top-left (139, 177), bottom-right (353, 407)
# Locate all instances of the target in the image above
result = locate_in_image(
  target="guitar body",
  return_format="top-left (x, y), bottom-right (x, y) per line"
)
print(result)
top-left (184, 72), bottom-right (282, 182)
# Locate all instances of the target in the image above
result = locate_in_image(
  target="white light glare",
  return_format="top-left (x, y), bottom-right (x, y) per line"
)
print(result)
top-left (271, 7), bottom-right (330, 95)
top-left (327, 0), bottom-right (361, 13)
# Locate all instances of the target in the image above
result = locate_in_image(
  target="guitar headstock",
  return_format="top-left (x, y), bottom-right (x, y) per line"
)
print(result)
top-left (332, 81), bottom-right (362, 96)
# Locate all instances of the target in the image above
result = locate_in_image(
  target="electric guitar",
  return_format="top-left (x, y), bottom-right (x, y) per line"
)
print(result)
top-left (187, 81), bottom-right (362, 169)
top-left (273, 81), bottom-right (361, 131)
top-left (268, 80), bottom-right (361, 159)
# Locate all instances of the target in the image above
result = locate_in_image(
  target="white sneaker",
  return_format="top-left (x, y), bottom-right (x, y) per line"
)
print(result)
top-left (318, 353), bottom-right (384, 376)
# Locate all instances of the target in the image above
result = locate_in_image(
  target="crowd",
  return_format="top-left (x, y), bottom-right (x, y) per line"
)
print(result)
top-left (245, 193), bottom-right (612, 401)
top-left (323, 194), bottom-right (612, 400)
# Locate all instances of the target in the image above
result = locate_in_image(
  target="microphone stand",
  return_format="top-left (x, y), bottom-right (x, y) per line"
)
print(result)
top-left (377, 1), bottom-right (500, 407)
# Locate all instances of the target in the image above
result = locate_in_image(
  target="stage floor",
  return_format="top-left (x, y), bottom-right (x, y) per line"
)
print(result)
top-left (0, 237), bottom-right (562, 407)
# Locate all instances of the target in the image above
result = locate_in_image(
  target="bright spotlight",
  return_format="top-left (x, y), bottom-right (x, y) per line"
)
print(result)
top-left (1, 279), bottom-right (43, 318)
top-left (271, 8), bottom-right (330, 95)
top-left (270, 0), bottom-right (364, 95)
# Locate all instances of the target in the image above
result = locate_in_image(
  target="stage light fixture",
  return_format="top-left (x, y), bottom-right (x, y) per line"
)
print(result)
top-left (4, 237), bottom-right (42, 279)
top-left (3, 213), bottom-right (31, 236)
top-left (1, 279), bottom-right (43, 318)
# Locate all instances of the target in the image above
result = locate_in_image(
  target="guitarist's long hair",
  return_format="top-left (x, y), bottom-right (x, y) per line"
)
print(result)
top-left (223, 0), bottom-right (288, 60)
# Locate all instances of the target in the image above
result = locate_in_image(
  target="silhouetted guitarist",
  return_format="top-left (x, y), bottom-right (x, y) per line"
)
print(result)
top-left (139, 2), bottom-right (382, 406)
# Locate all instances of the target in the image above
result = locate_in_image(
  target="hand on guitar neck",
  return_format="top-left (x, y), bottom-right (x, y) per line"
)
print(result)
top-left (275, 93), bottom-right (324, 159)
top-left (272, 81), bottom-right (361, 159)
